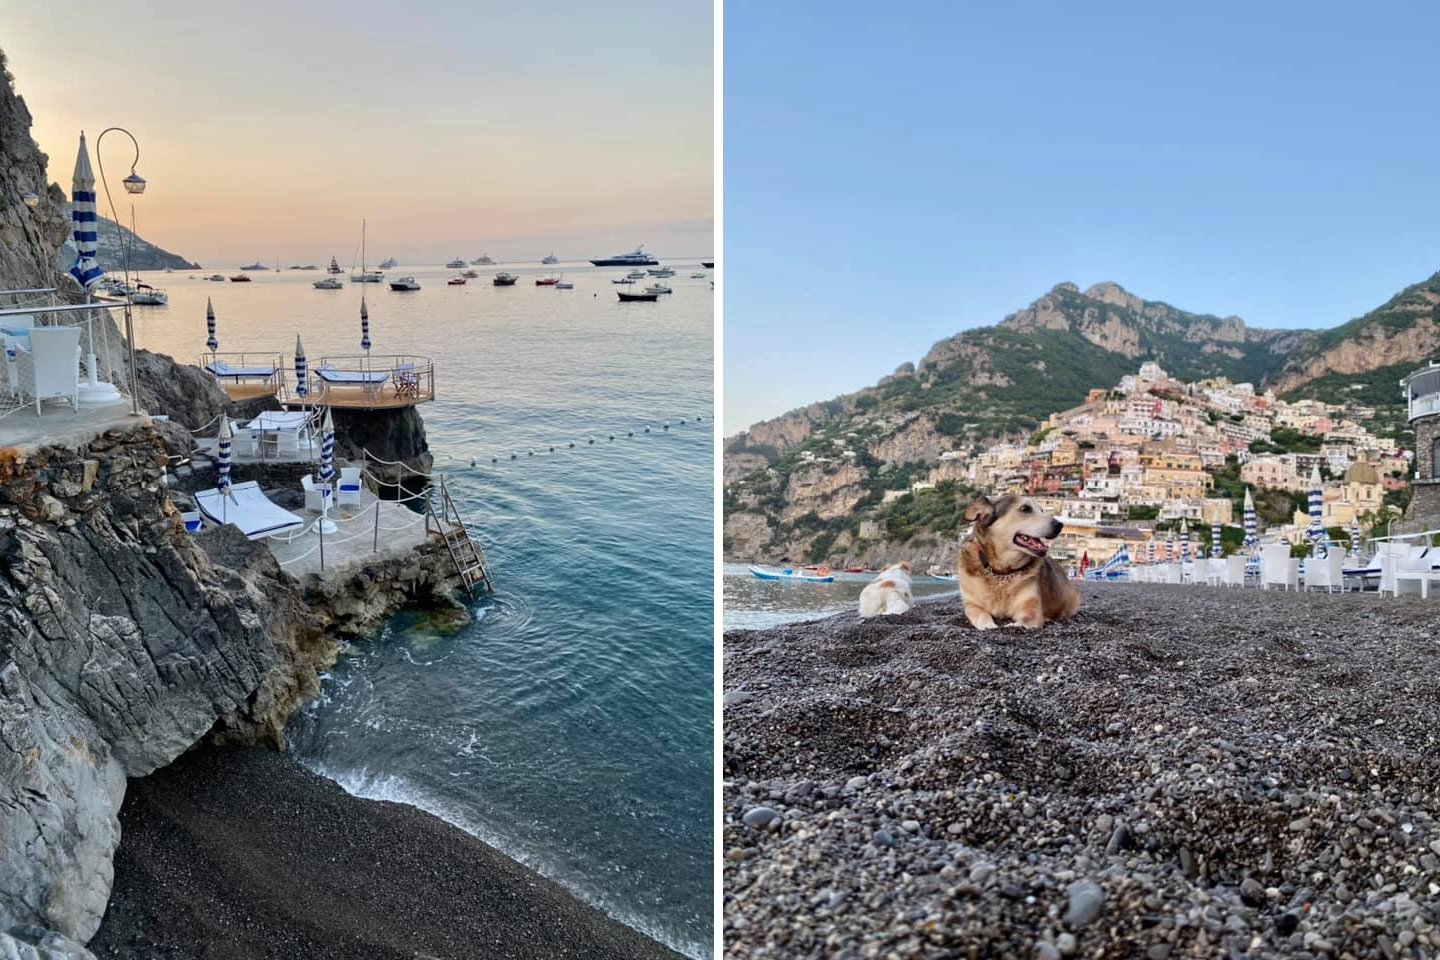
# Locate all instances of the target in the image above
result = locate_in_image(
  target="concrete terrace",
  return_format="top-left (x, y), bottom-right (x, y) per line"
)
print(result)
top-left (0, 397), bottom-right (143, 454)
top-left (264, 485), bottom-right (448, 583)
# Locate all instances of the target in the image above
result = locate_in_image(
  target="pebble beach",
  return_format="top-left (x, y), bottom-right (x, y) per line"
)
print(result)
top-left (722, 583), bottom-right (1440, 958)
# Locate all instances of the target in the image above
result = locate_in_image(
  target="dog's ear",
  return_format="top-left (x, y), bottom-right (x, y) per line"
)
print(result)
top-left (898, 561), bottom-right (911, 572)
top-left (963, 495), bottom-right (995, 526)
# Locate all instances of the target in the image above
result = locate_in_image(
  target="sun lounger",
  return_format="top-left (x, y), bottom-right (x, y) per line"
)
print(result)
top-left (206, 360), bottom-right (278, 381)
top-left (195, 481), bottom-right (305, 540)
top-left (315, 365), bottom-right (390, 385)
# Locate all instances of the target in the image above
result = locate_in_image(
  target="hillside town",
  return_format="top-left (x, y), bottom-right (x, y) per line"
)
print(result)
top-left (782, 361), bottom-right (1411, 567)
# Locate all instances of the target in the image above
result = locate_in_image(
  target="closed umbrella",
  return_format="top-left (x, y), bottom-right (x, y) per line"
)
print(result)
top-left (205, 297), bottom-right (217, 355)
top-left (316, 406), bottom-right (337, 534)
top-left (1165, 527), bottom-right (1176, 562)
top-left (360, 296), bottom-right (371, 354)
top-left (1308, 465), bottom-right (1325, 557)
top-left (1147, 536), bottom-right (1156, 564)
top-left (1180, 517), bottom-right (1190, 564)
top-left (67, 132), bottom-right (114, 400)
top-left (1350, 516), bottom-right (1362, 559)
top-left (1243, 488), bottom-right (1258, 550)
top-left (1211, 519), bottom-right (1223, 558)
top-left (217, 415), bottom-right (233, 521)
top-left (294, 334), bottom-right (308, 401)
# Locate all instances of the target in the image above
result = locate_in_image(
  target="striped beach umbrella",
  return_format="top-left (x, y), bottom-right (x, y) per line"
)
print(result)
top-left (65, 132), bottom-right (104, 291)
top-left (1165, 526), bottom-right (1176, 562)
top-left (320, 406), bottom-right (336, 486)
top-left (1147, 536), bottom-right (1156, 564)
top-left (217, 415), bottom-right (233, 498)
top-left (1180, 517), bottom-right (1192, 563)
top-left (360, 296), bottom-right (371, 353)
top-left (1307, 465), bottom-right (1325, 556)
top-left (205, 297), bottom-right (218, 353)
top-left (1243, 488), bottom-right (1258, 549)
top-left (1350, 516), bottom-right (1362, 558)
top-left (1211, 519), bottom-right (1223, 558)
top-left (294, 334), bottom-right (308, 400)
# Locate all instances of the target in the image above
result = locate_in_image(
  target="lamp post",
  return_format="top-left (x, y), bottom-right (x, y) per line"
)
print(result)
top-left (96, 126), bottom-right (146, 416)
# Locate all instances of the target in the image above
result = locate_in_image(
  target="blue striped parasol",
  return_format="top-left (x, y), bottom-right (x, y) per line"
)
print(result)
top-left (360, 296), bottom-right (371, 352)
top-left (66, 132), bottom-right (104, 291)
top-left (1147, 536), bottom-right (1156, 564)
top-left (217, 415), bottom-right (233, 498)
top-left (320, 406), bottom-right (335, 485)
top-left (1307, 465), bottom-right (1325, 557)
top-left (1179, 517), bottom-right (1190, 563)
top-left (1350, 516), bottom-right (1362, 558)
top-left (1211, 519), bottom-right (1223, 558)
top-left (205, 297), bottom-right (217, 352)
top-left (294, 334), bottom-right (308, 400)
top-left (1165, 526), bottom-right (1176, 562)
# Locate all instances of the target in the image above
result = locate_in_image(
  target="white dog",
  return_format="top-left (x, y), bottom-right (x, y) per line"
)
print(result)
top-left (858, 562), bottom-right (913, 617)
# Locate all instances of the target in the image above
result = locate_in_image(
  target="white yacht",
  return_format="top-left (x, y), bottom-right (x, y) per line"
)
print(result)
top-left (589, 245), bottom-right (658, 267)
top-left (350, 218), bottom-right (385, 283)
top-left (626, 269), bottom-right (648, 279)
top-left (542, 251), bottom-right (559, 264)
top-left (128, 281), bottom-right (168, 305)
top-left (313, 277), bottom-right (344, 289)
top-left (379, 257), bottom-right (399, 269)
top-left (647, 266), bottom-right (675, 277)
top-left (327, 256), bottom-right (343, 274)
top-left (445, 257), bottom-right (467, 269)
top-left (472, 253), bottom-right (496, 265)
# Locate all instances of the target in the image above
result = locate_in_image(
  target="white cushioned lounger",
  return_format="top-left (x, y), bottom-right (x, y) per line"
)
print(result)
top-left (194, 481), bottom-right (305, 539)
top-left (206, 360), bottom-right (277, 379)
top-left (315, 365), bottom-right (389, 384)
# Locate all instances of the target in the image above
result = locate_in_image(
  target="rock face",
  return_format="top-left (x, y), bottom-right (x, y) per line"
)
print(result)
top-left (0, 51), bottom-right (70, 295)
top-left (0, 422), bottom-right (466, 954)
top-left (724, 585), bottom-right (1440, 956)
top-left (331, 406), bottom-right (433, 486)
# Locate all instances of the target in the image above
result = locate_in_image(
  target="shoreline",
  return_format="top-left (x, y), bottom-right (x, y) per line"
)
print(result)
top-left (90, 745), bottom-right (685, 960)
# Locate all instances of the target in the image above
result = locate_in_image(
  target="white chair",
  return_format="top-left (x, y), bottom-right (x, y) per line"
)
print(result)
top-left (2, 315), bottom-right (35, 397)
top-left (1220, 555), bottom-right (1248, 587)
top-left (1189, 558), bottom-right (1209, 584)
top-left (1261, 544), bottom-right (1299, 591)
top-left (1303, 552), bottom-right (1344, 593)
top-left (276, 430), bottom-right (301, 457)
top-left (1161, 562), bottom-right (1182, 584)
top-left (300, 473), bottom-right (332, 513)
top-left (1376, 542), bottom-right (1414, 597)
top-left (1393, 547), bottom-right (1438, 598)
top-left (335, 466), bottom-right (363, 507)
top-left (15, 326), bottom-right (81, 415)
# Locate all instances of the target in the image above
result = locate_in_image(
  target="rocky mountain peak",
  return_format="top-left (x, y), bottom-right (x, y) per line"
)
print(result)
top-left (1083, 281), bottom-right (1144, 312)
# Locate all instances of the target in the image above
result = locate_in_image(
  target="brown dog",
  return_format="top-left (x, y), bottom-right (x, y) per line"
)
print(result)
top-left (957, 494), bottom-right (1080, 630)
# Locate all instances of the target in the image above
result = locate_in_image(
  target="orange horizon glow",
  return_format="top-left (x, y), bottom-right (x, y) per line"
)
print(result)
top-left (5, 0), bottom-right (713, 267)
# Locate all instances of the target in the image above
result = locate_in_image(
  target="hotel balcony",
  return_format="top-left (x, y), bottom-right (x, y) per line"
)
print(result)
top-left (1404, 363), bottom-right (1440, 423)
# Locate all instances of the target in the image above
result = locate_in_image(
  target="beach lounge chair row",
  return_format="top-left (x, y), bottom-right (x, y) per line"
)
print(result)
top-left (1125, 541), bottom-right (1440, 599)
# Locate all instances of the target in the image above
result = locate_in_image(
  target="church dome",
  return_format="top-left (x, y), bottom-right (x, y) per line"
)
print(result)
top-left (1344, 452), bottom-right (1379, 486)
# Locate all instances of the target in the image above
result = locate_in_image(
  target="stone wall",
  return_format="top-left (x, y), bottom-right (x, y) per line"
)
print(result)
top-left (0, 420), bottom-right (465, 958)
top-left (1405, 416), bottom-right (1440, 524)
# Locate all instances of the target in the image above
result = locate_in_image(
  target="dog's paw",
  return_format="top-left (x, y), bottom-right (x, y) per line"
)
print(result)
top-left (968, 616), bottom-right (999, 631)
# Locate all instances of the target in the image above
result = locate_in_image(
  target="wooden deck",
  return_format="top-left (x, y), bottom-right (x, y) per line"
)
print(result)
top-left (219, 383), bottom-right (278, 402)
top-left (278, 383), bottom-right (434, 410)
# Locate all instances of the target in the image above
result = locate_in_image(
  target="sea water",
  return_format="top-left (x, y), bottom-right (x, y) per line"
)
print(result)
top-left (128, 262), bottom-right (713, 958)
top-left (723, 563), bottom-right (958, 631)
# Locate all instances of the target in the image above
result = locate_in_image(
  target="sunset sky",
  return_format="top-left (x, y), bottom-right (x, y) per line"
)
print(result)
top-left (5, 0), bottom-right (713, 268)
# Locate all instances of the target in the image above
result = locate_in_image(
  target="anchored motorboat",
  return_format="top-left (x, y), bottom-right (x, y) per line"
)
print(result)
top-left (493, 272), bottom-right (518, 286)
top-left (447, 276), bottom-right (467, 285)
top-left (389, 275), bottom-right (421, 291)
top-left (617, 289), bottom-right (660, 302)
top-left (313, 277), bottom-right (343, 289)
top-left (445, 257), bottom-right (467, 269)
top-left (590, 245), bottom-right (659, 267)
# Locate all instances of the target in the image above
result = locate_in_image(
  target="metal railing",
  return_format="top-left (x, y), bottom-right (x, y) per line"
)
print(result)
top-left (286, 354), bottom-right (436, 408)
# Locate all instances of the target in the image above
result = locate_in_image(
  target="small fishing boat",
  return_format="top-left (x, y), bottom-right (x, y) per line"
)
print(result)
top-left (313, 277), bottom-right (343, 289)
top-left (690, 271), bottom-right (707, 279)
top-left (535, 276), bottom-right (558, 286)
top-left (748, 564), bottom-right (835, 583)
top-left (493, 272), bottom-right (518, 286)
top-left (626, 269), bottom-right (648, 279)
top-left (618, 289), bottom-right (660, 302)
top-left (542, 251), bottom-right (559, 264)
top-left (647, 266), bottom-right (675, 277)
top-left (645, 283), bottom-right (672, 295)
top-left (447, 276), bottom-right (467, 285)
top-left (445, 257), bottom-right (467, 269)
top-left (389, 275), bottom-right (421, 291)
top-left (229, 274), bottom-right (252, 282)
top-left (128, 281), bottom-right (167, 305)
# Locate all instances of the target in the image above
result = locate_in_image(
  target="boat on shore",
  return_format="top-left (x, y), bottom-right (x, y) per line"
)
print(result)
top-left (389, 276), bottom-right (421, 291)
top-left (493, 272), bottom-right (518, 286)
top-left (748, 564), bottom-right (835, 583)
top-left (313, 277), bottom-right (343, 289)
top-left (590, 246), bottom-right (659, 267)
top-left (618, 289), bottom-right (659, 302)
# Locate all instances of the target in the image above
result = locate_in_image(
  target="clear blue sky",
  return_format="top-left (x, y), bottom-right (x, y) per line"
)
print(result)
top-left (723, 1), bottom-right (1440, 432)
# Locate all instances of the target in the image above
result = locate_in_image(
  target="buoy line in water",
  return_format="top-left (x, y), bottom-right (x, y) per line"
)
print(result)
top-left (464, 414), bottom-right (709, 466)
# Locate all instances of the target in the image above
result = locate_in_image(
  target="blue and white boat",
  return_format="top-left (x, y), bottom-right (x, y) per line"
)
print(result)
top-left (748, 564), bottom-right (835, 583)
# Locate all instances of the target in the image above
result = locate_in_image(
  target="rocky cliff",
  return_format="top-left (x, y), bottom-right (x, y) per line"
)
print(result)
top-left (92, 216), bottom-right (199, 272)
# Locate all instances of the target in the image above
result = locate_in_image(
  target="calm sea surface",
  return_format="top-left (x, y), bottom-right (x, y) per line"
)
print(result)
top-left (722, 563), bottom-right (958, 631)
top-left (129, 261), bottom-right (714, 958)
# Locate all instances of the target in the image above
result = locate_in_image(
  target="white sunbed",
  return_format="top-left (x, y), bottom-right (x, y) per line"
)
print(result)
top-left (194, 481), bottom-right (305, 540)
top-left (315, 365), bottom-right (390, 385)
top-left (207, 360), bottom-right (278, 381)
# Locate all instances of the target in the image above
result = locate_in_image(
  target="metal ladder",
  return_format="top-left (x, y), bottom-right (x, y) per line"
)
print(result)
top-left (425, 475), bottom-right (493, 598)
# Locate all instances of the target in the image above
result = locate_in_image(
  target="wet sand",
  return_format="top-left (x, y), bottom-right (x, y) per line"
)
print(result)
top-left (91, 746), bottom-right (684, 960)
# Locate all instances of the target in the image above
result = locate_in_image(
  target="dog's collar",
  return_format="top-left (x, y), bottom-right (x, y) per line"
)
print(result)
top-left (976, 546), bottom-right (1038, 581)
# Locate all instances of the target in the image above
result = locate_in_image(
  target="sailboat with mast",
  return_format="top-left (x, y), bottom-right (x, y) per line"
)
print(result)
top-left (350, 219), bottom-right (384, 283)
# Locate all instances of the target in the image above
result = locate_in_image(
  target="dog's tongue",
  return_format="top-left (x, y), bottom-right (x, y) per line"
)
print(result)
top-left (1016, 534), bottom-right (1048, 556)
